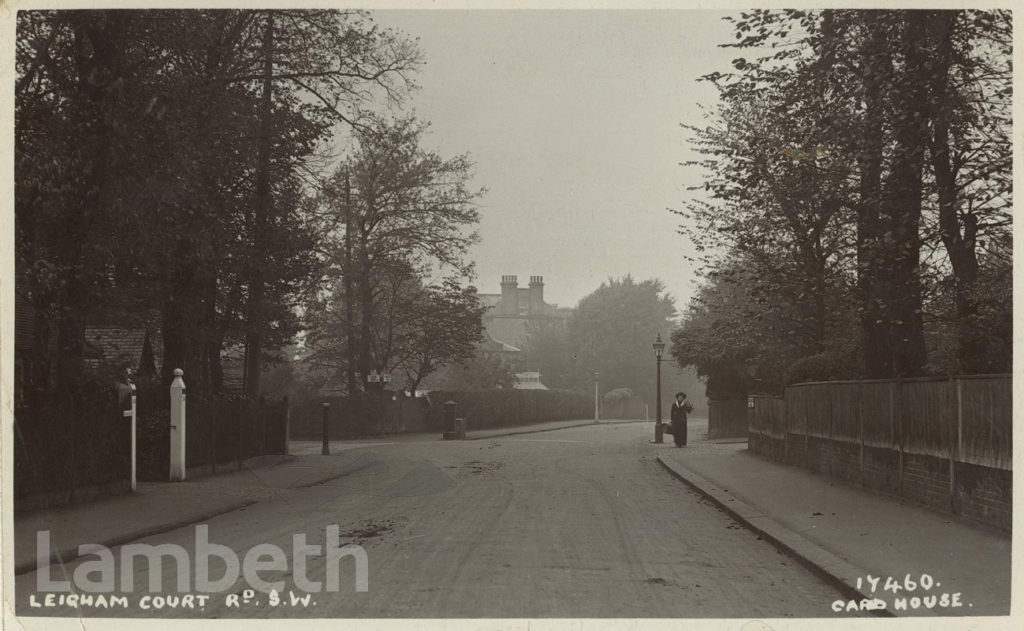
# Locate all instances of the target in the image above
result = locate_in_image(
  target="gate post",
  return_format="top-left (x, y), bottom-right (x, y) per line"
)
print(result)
top-left (169, 369), bottom-right (187, 481)
top-left (122, 384), bottom-right (137, 491)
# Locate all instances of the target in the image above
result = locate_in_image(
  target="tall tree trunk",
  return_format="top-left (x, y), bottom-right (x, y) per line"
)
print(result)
top-left (57, 12), bottom-right (126, 390)
top-left (244, 11), bottom-right (274, 398)
top-left (162, 239), bottom-right (204, 389)
top-left (881, 10), bottom-right (929, 377)
top-left (856, 11), bottom-right (891, 378)
top-left (927, 11), bottom-right (982, 373)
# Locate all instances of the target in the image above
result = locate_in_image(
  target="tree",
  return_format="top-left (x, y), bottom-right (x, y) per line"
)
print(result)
top-left (304, 264), bottom-right (486, 394)
top-left (316, 116), bottom-right (483, 393)
top-left (557, 276), bottom-right (676, 404)
top-left (677, 9), bottom-right (1011, 380)
top-left (15, 10), bottom-right (423, 397)
top-left (520, 319), bottom-right (574, 391)
top-left (423, 354), bottom-right (518, 392)
top-left (603, 388), bottom-right (635, 419)
top-left (396, 278), bottom-right (489, 392)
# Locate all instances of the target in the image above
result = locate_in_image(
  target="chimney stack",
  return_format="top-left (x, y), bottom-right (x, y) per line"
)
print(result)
top-left (528, 275), bottom-right (544, 314)
top-left (500, 275), bottom-right (518, 315)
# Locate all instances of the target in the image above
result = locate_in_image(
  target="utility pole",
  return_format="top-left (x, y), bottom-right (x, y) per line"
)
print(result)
top-left (344, 171), bottom-right (357, 396)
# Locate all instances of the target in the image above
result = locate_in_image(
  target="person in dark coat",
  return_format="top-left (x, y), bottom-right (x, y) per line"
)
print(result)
top-left (670, 392), bottom-right (693, 447)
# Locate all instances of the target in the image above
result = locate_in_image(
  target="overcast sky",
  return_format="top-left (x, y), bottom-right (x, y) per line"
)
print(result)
top-left (370, 10), bottom-right (739, 314)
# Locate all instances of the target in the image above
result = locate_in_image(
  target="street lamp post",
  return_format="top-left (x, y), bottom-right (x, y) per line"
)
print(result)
top-left (653, 333), bottom-right (665, 443)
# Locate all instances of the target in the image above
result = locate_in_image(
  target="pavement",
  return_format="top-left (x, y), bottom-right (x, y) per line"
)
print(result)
top-left (654, 429), bottom-right (1012, 617)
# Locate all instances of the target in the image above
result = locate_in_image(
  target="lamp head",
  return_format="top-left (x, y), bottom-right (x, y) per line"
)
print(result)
top-left (653, 333), bottom-right (665, 360)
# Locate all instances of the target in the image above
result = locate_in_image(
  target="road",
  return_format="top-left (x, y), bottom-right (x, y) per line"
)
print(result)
top-left (16, 422), bottom-right (852, 619)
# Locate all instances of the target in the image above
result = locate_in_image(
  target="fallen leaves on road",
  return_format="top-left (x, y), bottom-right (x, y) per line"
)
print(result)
top-left (339, 519), bottom-right (396, 544)
top-left (449, 460), bottom-right (506, 477)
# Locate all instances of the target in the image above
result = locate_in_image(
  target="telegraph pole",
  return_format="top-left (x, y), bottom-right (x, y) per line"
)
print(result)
top-left (344, 171), bottom-right (357, 396)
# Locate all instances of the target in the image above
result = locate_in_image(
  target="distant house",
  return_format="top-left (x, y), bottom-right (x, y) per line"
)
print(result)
top-left (83, 325), bottom-right (160, 381)
top-left (476, 275), bottom-right (574, 356)
top-left (220, 345), bottom-right (246, 394)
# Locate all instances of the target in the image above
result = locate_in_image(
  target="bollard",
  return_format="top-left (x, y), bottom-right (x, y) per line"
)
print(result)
top-left (169, 369), bottom-right (187, 481)
top-left (441, 400), bottom-right (458, 440)
top-left (321, 402), bottom-right (330, 455)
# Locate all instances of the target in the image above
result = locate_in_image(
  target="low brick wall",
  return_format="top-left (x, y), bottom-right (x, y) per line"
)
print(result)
top-left (752, 434), bottom-right (1010, 531)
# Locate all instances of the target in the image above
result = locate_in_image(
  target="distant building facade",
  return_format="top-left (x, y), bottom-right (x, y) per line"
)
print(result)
top-left (473, 275), bottom-right (573, 391)
top-left (476, 275), bottom-right (574, 352)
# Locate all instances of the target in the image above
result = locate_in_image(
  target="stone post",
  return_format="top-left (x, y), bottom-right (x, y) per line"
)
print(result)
top-left (169, 369), bottom-right (187, 481)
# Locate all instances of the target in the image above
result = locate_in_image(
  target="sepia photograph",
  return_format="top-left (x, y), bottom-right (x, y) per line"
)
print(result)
top-left (1, 1), bottom-right (1017, 628)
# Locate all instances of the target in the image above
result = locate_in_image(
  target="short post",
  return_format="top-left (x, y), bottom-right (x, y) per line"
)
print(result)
top-left (445, 401), bottom-right (456, 428)
top-left (210, 408), bottom-right (217, 476)
top-left (442, 401), bottom-right (458, 440)
top-left (321, 402), bottom-right (330, 455)
top-left (169, 369), bottom-right (186, 482)
top-left (122, 384), bottom-right (137, 491)
top-left (283, 396), bottom-right (291, 456)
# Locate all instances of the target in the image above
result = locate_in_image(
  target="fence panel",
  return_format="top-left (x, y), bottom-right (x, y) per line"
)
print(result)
top-left (830, 383), bottom-right (860, 442)
top-left (769, 397), bottom-right (787, 438)
top-left (14, 384), bottom-right (129, 505)
top-left (787, 384), bottom-right (831, 437)
top-left (900, 379), bottom-right (952, 458)
top-left (786, 386), bottom-right (809, 435)
top-left (860, 382), bottom-right (894, 448)
top-left (959, 377), bottom-right (1012, 470)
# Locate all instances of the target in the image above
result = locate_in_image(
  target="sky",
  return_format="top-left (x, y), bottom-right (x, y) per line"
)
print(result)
top-left (369, 10), bottom-right (739, 314)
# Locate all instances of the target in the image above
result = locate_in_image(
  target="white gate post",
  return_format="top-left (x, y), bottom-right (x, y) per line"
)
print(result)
top-left (123, 384), bottom-right (137, 491)
top-left (169, 369), bottom-right (187, 481)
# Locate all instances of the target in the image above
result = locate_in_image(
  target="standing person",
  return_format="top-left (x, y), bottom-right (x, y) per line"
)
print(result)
top-left (670, 392), bottom-right (693, 448)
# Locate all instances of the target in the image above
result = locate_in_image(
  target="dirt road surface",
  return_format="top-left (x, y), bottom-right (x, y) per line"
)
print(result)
top-left (15, 423), bottom-right (851, 620)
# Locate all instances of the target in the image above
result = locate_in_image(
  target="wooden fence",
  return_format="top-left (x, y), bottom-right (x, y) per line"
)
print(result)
top-left (748, 374), bottom-right (1011, 529)
top-left (707, 399), bottom-right (749, 438)
top-left (136, 388), bottom-right (290, 481)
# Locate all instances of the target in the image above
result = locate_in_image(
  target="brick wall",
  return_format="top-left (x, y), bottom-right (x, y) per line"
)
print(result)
top-left (862, 446), bottom-right (900, 494)
top-left (750, 432), bottom-right (1010, 531)
top-left (954, 462), bottom-right (1012, 530)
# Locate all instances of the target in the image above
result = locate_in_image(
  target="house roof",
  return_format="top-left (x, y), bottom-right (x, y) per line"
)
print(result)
top-left (479, 335), bottom-right (521, 353)
top-left (83, 326), bottom-right (156, 376)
